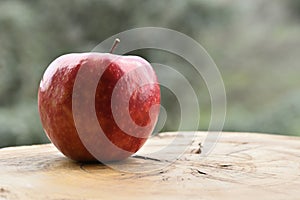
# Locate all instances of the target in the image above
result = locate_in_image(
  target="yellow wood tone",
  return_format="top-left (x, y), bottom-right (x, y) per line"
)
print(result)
top-left (0, 132), bottom-right (299, 200)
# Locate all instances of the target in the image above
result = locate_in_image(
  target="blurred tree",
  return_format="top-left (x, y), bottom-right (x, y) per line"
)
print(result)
top-left (0, 0), bottom-right (300, 147)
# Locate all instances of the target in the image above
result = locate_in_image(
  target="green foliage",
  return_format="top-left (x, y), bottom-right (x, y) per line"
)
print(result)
top-left (0, 0), bottom-right (300, 147)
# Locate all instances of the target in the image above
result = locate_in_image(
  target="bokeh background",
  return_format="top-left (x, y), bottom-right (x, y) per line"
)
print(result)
top-left (1, 0), bottom-right (300, 147)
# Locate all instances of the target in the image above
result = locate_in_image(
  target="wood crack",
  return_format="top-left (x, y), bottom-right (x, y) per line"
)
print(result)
top-left (132, 155), bottom-right (166, 162)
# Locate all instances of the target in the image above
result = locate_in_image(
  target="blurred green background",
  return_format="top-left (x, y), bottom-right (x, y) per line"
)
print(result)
top-left (1, 0), bottom-right (300, 148)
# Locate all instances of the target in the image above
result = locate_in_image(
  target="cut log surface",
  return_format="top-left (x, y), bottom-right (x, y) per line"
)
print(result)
top-left (0, 132), bottom-right (300, 200)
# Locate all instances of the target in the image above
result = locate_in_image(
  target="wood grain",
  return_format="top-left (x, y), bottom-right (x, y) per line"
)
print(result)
top-left (0, 132), bottom-right (299, 200)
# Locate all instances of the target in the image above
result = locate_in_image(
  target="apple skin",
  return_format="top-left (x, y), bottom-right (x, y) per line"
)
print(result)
top-left (38, 53), bottom-right (160, 162)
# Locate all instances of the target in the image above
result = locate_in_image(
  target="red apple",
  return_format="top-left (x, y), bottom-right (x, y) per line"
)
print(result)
top-left (38, 39), bottom-right (160, 162)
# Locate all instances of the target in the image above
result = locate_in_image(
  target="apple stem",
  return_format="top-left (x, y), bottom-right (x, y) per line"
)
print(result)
top-left (109, 38), bottom-right (120, 54)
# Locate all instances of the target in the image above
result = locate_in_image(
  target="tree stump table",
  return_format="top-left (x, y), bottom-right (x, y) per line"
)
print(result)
top-left (0, 132), bottom-right (299, 200)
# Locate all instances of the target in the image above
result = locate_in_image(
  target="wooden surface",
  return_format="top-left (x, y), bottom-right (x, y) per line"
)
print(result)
top-left (0, 132), bottom-right (300, 200)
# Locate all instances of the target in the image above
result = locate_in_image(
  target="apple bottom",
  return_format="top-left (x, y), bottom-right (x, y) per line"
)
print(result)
top-left (40, 98), bottom-right (156, 163)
